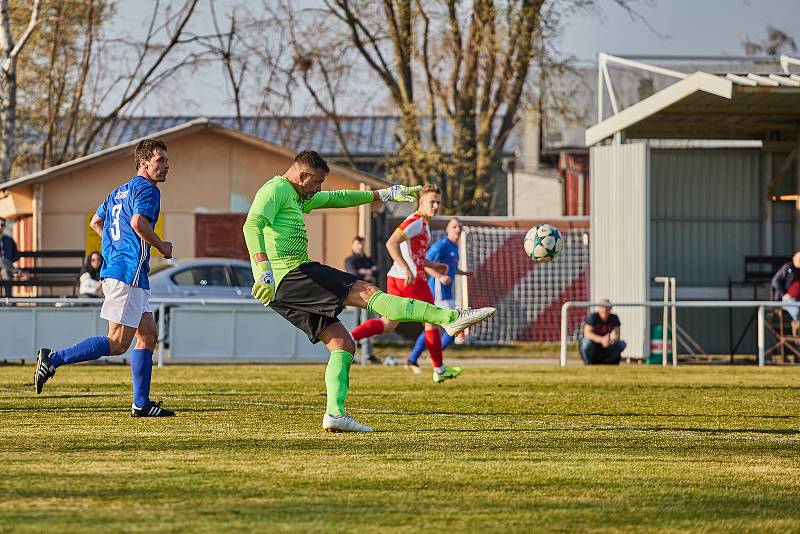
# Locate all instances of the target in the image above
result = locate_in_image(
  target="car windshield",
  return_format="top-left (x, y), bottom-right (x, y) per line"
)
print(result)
top-left (149, 263), bottom-right (175, 276)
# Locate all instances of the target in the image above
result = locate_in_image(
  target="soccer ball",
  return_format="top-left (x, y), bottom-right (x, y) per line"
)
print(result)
top-left (524, 224), bottom-right (563, 263)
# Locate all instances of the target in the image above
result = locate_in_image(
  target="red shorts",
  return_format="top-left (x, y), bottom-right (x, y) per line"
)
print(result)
top-left (387, 276), bottom-right (434, 304)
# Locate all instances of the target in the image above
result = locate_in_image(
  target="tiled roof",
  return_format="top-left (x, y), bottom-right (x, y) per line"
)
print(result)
top-left (94, 115), bottom-right (517, 156)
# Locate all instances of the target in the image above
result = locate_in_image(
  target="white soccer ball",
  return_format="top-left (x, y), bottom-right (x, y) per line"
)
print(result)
top-left (524, 223), bottom-right (564, 262)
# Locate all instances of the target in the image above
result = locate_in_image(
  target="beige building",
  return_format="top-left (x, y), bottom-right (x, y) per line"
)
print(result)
top-left (0, 118), bottom-right (387, 276)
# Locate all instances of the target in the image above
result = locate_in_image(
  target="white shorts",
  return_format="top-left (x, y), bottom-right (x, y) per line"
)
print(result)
top-left (100, 279), bottom-right (152, 328)
top-left (435, 298), bottom-right (456, 309)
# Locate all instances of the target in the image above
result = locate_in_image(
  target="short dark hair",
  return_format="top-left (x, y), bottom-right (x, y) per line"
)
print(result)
top-left (294, 150), bottom-right (330, 174)
top-left (134, 138), bottom-right (167, 170)
top-left (353, 236), bottom-right (365, 243)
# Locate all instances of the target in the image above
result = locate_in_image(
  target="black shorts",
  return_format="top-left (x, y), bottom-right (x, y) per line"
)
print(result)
top-left (269, 262), bottom-right (359, 343)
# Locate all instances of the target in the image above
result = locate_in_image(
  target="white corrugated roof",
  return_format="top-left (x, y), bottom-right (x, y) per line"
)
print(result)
top-left (586, 56), bottom-right (800, 146)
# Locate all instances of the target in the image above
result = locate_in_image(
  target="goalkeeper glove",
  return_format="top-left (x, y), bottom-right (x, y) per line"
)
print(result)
top-left (378, 184), bottom-right (423, 203)
top-left (251, 260), bottom-right (275, 305)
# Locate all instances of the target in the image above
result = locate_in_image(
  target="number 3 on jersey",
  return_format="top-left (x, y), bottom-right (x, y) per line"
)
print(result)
top-left (110, 204), bottom-right (123, 241)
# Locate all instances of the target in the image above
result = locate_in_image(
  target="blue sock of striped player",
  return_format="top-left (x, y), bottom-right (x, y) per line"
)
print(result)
top-left (50, 336), bottom-right (111, 368)
top-left (441, 332), bottom-right (455, 351)
top-left (407, 332), bottom-right (427, 364)
top-left (131, 349), bottom-right (153, 409)
top-left (408, 331), bottom-right (457, 364)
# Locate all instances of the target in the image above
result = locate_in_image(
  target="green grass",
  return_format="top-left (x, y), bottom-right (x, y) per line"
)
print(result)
top-left (1, 364), bottom-right (799, 533)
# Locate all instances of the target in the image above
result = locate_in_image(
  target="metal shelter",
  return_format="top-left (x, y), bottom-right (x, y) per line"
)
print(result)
top-left (586, 54), bottom-right (800, 356)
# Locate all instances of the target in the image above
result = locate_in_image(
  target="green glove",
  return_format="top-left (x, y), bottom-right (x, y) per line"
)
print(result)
top-left (251, 260), bottom-right (275, 306)
top-left (378, 184), bottom-right (423, 203)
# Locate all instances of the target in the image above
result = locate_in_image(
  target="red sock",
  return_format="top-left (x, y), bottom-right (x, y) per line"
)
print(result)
top-left (352, 319), bottom-right (384, 341)
top-left (425, 328), bottom-right (443, 368)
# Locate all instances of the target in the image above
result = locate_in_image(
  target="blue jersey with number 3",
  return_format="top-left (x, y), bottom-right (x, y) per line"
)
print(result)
top-left (95, 175), bottom-right (161, 289)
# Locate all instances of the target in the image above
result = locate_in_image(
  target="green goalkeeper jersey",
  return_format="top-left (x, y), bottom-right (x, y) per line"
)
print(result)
top-left (242, 176), bottom-right (374, 287)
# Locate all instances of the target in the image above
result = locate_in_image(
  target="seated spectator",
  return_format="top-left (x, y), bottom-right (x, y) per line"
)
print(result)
top-left (580, 298), bottom-right (626, 365)
top-left (79, 251), bottom-right (104, 298)
top-left (0, 216), bottom-right (21, 296)
top-left (771, 251), bottom-right (800, 336)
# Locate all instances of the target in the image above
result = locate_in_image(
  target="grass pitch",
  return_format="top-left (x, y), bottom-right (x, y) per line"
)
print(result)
top-left (1, 363), bottom-right (799, 533)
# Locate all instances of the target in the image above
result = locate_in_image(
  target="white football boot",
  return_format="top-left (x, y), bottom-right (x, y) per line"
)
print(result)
top-left (322, 413), bottom-right (374, 433)
top-left (443, 307), bottom-right (497, 336)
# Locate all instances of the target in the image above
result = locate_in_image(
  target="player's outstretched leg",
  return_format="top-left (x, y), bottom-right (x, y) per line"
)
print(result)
top-left (34, 336), bottom-right (111, 394)
top-left (364, 289), bottom-right (495, 335)
top-left (319, 322), bottom-right (372, 433)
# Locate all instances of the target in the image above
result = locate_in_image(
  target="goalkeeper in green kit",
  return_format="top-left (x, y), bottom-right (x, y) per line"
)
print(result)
top-left (243, 150), bottom-right (496, 433)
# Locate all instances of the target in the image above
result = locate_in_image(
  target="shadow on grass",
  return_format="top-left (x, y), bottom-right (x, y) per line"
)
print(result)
top-left (600, 426), bottom-right (799, 436)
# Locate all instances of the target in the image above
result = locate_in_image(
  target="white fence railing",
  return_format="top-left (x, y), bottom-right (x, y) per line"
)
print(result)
top-left (560, 301), bottom-right (787, 368)
top-left (0, 298), bottom-right (358, 364)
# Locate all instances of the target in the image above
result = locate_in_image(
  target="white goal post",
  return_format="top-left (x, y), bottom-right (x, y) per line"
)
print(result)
top-left (560, 300), bottom-right (788, 368)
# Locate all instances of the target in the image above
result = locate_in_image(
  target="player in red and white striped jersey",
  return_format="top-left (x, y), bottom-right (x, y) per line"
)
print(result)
top-left (351, 184), bottom-right (462, 383)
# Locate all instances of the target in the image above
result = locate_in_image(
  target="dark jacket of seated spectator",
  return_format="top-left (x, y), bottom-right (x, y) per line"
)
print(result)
top-left (0, 217), bottom-right (20, 272)
top-left (770, 251), bottom-right (800, 301)
top-left (580, 298), bottom-right (626, 365)
top-left (0, 218), bottom-right (21, 297)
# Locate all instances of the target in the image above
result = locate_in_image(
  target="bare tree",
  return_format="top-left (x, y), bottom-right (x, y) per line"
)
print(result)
top-left (284, 0), bottom-right (653, 214)
top-left (0, 0), bottom-right (40, 181)
top-left (208, 1), bottom-right (247, 129)
top-left (743, 25), bottom-right (797, 56)
top-left (311, 0), bottom-right (544, 214)
top-left (80, 0), bottom-right (200, 155)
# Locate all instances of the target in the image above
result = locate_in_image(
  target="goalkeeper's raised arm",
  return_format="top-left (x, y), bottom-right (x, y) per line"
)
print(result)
top-left (302, 184), bottom-right (423, 212)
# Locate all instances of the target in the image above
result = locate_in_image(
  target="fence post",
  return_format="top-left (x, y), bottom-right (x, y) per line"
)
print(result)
top-left (757, 305), bottom-right (765, 367)
top-left (560, 302), bottom-right (569, 367)
top-left (157, 302), bottom-right (166, 367)
top-left (670, 277), bottom-right (677, 367)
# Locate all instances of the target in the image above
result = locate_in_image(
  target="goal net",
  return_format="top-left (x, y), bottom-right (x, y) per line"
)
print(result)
top-left (458, 222), bottom-right (590, 343)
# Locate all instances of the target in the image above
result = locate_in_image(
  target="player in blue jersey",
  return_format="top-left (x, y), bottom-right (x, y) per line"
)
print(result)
top-left (33, 139), bottom-right (175, 417)
top-left (405, 218), bottom-right (471, 373)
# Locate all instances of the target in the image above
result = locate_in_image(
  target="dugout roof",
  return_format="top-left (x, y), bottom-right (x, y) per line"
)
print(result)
top-left (585, 70), bottom-right (800, 146)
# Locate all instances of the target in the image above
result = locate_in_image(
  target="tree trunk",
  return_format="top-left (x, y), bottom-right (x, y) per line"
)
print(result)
top-left (0, 63), bottom-right (15, 182)
top-left (0, 0), bottom-right (40, 182)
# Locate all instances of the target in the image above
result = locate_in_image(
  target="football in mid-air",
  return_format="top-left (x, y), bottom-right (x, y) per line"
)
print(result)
top-left (524, 223), bottom-right (563, 262)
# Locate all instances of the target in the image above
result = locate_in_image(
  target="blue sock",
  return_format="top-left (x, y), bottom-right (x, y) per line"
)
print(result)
top-left (441, 332), bottom-right (455, 351)
top-left (131, 349), bottom-right (153, 409)
top-left (407, 332), bottom-right (427, 364)
top-left (50, 336), bottom-right (111, 368)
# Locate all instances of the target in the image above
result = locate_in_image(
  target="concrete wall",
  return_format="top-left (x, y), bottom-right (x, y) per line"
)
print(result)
top-left (591, 142), bottom-right (650, 357)
top-left (508, 171), bottom-right (563, 217)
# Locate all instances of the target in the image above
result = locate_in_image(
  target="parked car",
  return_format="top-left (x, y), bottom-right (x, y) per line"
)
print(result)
top-left (148, 258), bottom-right (255, 348)
top-left (148, 258), bottom-right (255, 299)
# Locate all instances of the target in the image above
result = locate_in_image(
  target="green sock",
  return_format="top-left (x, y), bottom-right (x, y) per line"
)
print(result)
top-left (367, 290), bottom-right (458, 325)
top-left (325, 349), bottom-right (354, 417)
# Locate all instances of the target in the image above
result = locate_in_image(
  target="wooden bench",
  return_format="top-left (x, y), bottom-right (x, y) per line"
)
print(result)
top-left (1, 250), bottom-right (85, 297)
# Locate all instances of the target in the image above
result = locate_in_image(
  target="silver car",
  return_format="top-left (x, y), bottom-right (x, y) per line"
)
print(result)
top-left (148, 258), bottom-right (255, 299)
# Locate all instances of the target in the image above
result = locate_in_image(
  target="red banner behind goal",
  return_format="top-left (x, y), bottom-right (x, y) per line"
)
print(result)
top-left (461, 224), bottom-right (590, 343)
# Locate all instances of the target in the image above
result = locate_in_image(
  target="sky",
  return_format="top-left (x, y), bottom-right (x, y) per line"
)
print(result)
top-left (559, 0), bottom-right (800, 61)
top-left (109, 0), bottom-right (800, 116)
